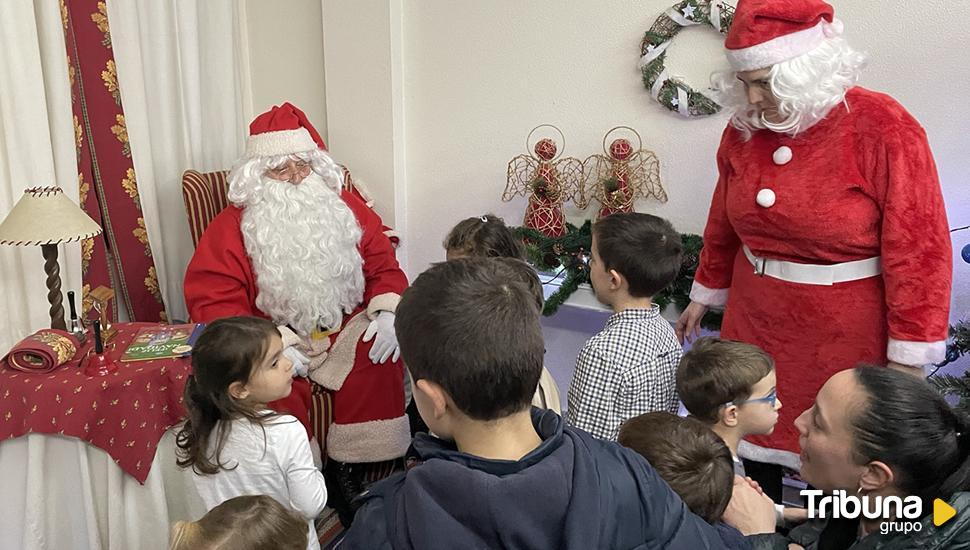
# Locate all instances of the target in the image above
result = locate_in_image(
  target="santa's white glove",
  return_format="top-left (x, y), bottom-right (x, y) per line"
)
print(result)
top-left (283, 346), bottom-right (310, 377)
top-left (362, 311), bottom-right (400, 364)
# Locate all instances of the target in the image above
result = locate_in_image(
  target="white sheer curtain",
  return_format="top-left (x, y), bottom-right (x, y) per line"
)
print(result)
top-left (107, 0), bottom-right (251, 322)
top-left (0, 0), bottom-right (81, 352)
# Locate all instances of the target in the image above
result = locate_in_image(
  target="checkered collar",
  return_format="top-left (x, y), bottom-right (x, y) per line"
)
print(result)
top-left (605, 304), bottom-right (661, 328)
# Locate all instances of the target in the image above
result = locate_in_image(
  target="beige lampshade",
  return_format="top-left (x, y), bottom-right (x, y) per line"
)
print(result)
top-left (0, 186), bottom-right (102, 246)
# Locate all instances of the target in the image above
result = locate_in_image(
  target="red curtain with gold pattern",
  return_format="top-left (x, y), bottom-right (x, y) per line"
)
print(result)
top-left (61, 1), bottom-right (167, 322)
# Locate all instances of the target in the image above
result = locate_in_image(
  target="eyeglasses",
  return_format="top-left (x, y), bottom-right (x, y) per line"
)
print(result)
top-left (266, 160), bottom-right (311, 181)
top-left (722, 388), bottom-right (777, 408)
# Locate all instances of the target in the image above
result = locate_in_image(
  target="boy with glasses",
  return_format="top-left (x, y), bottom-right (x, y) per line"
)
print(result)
top-left (677, 336), bottom-right (806, 525)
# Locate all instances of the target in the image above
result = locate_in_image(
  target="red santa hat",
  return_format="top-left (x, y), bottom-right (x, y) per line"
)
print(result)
top-left (245, 102), bottom-right (328, 157)
top-left (724, 0), bottom-right (842, 72)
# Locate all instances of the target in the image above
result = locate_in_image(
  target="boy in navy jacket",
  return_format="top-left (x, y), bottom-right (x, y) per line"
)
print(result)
top-left (341, 257), bottom-right (759, 549)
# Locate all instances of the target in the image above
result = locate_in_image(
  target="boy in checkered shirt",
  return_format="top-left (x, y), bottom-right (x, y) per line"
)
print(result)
top-left (566, 213), bottom-right (684, 440)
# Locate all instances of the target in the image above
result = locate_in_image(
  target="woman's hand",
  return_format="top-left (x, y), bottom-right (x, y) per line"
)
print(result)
top-left (675, 301), bottom-right (708, 344)
top-left (723, 475), bottom-right (777, 535)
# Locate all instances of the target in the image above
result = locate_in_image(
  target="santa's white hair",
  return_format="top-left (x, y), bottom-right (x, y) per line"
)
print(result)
top-left (228, 148), bottom-right (365, 335)
top-left (712, 37), bottom-right (868, 139)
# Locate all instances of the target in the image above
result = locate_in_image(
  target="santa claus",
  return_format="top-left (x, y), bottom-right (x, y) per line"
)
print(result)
top-left (184, 103), bottom-right (410, 514)
top-left (675, 0), bottom-right (951, 495)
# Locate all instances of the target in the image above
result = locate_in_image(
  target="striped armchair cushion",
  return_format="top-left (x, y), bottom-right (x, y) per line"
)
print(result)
top-left (181, 170), bottom-right (231, 248)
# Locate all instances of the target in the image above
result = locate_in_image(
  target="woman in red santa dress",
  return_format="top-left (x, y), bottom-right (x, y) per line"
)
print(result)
top-left (676, 0), bottom-right (952, 497)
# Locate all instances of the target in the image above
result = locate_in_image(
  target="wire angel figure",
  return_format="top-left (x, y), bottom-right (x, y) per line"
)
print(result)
top-left (579, 127), bottom-right (667, 219)
top-left (503, 126), bottom-right (583, 237)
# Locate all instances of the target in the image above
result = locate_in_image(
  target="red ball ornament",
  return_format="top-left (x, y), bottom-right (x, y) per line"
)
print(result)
top-left (609, 138), bottom-right (633, 161)
top-left (534, 138), bottom-right (558, 161)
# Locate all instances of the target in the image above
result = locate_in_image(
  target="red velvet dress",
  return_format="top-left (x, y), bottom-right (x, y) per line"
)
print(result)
top-left (693, 88), bottom-right (951, 462)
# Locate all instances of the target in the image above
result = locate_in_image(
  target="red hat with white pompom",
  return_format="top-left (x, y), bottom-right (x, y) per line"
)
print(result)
top-left (245, 102), bottom-right (327, 157)
top-left (724, 0), bottom-right (843, 72)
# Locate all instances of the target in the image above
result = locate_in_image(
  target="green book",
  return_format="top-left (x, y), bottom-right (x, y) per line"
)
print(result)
top-left (120, 323), bottom-right (205, 362)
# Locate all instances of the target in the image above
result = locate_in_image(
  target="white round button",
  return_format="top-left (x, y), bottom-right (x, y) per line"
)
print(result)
top-left (756, 188), bottom-right (776, 208)
top-left (773, 146), bottom-right (793, 165)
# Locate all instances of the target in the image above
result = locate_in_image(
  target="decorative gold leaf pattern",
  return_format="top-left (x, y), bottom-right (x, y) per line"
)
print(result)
top-left (81, 284), bottom-right (94, 317)
top-left (121, 168), bottom-right (140, 205)
top-left (133, 217), bottom-right (149, 249)
top-left (101, 60), bottom-right (121, 106)
top-left (74, 116), bottom-right (82, 152)
top-left (81, 238), bottom-right (94, 265)
top-left (145, 266), bottom-right (162, 302)
top-left (90, 2), bottom-right (112, 48)
top-left (110, 114), bottom-right (130, 157)
top-left (78, 172), bottom-right (89, 205)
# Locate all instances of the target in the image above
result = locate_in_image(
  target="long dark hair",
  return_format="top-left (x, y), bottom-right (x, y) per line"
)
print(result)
top-left (852, 366), bottom-right (970, 507)
top-left (176, 317), bottom-right (281, 475)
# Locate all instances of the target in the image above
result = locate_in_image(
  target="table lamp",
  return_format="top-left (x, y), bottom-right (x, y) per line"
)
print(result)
top-left (0, 187), bottom-right (102, 330)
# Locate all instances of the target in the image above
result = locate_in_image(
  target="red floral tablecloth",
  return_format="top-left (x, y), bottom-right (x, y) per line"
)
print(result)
top-left (0, 323), bottom-right (190, 483)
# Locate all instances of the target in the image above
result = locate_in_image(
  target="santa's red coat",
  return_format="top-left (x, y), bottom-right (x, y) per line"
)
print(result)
top-left (693, 88), bottom-right (952, 461)
top-left (184, 189), bottom-right (408, 450)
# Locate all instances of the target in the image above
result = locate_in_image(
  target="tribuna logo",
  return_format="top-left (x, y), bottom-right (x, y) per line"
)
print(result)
top-left (802, 490), bottom-right (924, 535)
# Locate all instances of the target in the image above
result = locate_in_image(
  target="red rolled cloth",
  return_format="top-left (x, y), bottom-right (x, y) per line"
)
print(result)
top-left (2, 329), bottom-right (80, 373)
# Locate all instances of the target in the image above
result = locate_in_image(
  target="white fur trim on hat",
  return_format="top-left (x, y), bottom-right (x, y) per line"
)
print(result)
top-left (726, 21), bottom-right (826, 71)
top-left (245, 127), bottom-right (318, 157)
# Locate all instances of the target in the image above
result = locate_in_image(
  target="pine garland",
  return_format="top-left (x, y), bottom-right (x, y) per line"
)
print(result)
top-left (930, 321), bottom-right (970, 414)
top-left (514, 222), bottom-right (722, 329)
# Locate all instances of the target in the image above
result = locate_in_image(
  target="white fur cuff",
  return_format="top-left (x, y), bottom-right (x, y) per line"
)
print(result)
top-left (887, 338), bottom-right (947, 366)
top-left (367, 292), bottom-right (401, 320)
top-left (689, 281), bottom-right (729, 307)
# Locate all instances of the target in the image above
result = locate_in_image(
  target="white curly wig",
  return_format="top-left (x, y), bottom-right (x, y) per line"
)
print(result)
top-left (712, 37), bottom-right (868, 138)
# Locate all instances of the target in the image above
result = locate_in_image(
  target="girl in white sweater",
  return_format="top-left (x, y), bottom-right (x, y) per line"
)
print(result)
top-left (176, 317), bottom-right (327, 550)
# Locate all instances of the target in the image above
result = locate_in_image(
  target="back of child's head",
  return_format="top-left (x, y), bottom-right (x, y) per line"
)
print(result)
top-left (677, 337), bottom-right (775, 424)
top-left (169, 494), bottom-right (308, 550)
top-left (176, 316), bottom-right (280, 474)
top-left (444, 214), bottom-right (526, 260)
top-left (618, 412), bottom-right (733, 524)
top-left (395, 257), bottom-right (543, 420)
top-left (592, 212), bottom-right (682, 297)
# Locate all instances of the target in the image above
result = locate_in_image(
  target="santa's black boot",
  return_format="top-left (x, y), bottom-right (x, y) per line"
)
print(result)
top-left (324, 459), bottom-right (365, 528)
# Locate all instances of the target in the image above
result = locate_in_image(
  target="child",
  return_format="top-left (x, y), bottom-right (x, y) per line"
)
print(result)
top-left (339, 257), bottom-right (737, 548)
top-left (566, 212), bottom-right (683, 440)
top-left (618, 412), bottom-right (749, 550)
top-left (169, 494), bottom-right (308, 550)
top-left (677, 336), bottom-right (805, 525)
top-left (442, 214), bottom-right (561, 413)
top-left (175, 317), bottom-right (327, 550)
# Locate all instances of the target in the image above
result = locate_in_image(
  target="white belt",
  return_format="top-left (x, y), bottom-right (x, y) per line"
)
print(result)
top-left (742, 245), bottom-right (881, 286)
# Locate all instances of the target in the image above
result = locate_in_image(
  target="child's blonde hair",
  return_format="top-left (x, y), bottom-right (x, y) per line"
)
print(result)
top-left (169, 495), bottom-right (308, 550)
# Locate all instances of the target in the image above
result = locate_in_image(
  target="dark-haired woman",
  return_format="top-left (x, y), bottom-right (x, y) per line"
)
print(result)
top-left (735, 366), bottom-right (970, 549)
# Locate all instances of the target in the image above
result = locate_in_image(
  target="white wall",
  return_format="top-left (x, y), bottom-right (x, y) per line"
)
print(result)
top-left (243, 0), bottom-right (327, 139)
top-left (396, 0), bottom-right (969, 320)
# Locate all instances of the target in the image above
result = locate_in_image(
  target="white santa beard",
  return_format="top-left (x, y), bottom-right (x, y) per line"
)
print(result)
top-left (240, 171), bottom-right (365, 335)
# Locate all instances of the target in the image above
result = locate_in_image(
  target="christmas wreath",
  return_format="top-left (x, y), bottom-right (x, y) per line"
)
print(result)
top-left (639, 0), bottom-right (735, 118)
top-left (514, 222), bottom-right (723, 330)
